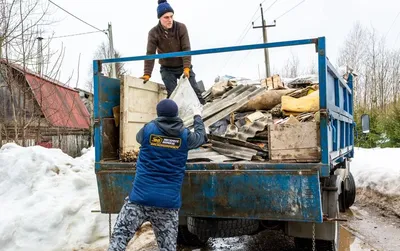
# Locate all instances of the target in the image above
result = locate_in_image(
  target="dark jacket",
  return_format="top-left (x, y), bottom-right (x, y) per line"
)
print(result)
top-left (130, 115), bottom-right (207, 209)
top-left (144, 21), bottom-right (192, 76)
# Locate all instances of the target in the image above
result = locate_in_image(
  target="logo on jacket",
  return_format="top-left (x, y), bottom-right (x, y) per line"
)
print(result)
top-left (150, 134), bottom-right (181, 149)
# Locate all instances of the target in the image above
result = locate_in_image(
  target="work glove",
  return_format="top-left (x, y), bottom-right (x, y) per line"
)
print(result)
top-left (183, 67), bottom-right (190, 79)
top-left (140, 74), bottom-right (150, 84)
top-left (192, 103), bottom-right (203, 117)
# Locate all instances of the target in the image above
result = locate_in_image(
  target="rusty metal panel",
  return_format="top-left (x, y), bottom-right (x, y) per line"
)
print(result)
top-left (102, 118), bottom-right (119, 160)
top-left (96, 170), bottom-right (135, 213)
top-left (25, 73), bottom-right (90, 129)
top-left (95, 167), bottom-right (323, 222)
top-left (181, 169), bottom-right (323, 222)
top-left (94, 75), bottom-right (120, 164)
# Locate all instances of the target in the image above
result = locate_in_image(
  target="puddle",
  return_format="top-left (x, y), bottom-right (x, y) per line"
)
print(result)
top-left (339, 226), bottom-right (377, 251)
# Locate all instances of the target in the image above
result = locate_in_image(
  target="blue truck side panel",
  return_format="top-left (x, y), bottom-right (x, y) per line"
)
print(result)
top-left (93, 37), bottom-right (354, 223)
top-left (93, 71), bottom-right (120, 167)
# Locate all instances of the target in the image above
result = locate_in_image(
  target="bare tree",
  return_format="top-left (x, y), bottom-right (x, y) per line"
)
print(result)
top-left (282, 51), bottom-right (300, 78)
top-left (85, 42), bottom-right (128, 92)
top-left (338, 23), bottom-right (400, 112)
top-left (337, 22), bottom-right (368, 108)
top-left (0, 0), bottom-right (66, 146)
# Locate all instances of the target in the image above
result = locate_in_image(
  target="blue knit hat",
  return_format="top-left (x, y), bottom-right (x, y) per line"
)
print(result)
top-left (157, 0), bottom-right (174, 19)
top-left (157, 99), bottom-right (178, 117)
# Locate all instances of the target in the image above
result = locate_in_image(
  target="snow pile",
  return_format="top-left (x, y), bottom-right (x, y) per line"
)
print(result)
top-left (351, 148), bottom-right (400, 196)
top-left (0, 143), bottom-right (111, 251)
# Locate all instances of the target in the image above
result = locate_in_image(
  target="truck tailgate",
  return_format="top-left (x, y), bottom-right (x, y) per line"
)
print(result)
top-left (96, 163), bottom-right (323, 223)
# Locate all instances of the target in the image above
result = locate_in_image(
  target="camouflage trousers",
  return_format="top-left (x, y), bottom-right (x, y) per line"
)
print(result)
top-left (108, 198), bottom-right (179, 251)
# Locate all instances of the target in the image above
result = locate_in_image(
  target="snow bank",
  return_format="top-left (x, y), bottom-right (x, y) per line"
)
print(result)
top-left (351, 148), bottom-right (400, 196)
top-left (0, 143), bottom-right (111, 251)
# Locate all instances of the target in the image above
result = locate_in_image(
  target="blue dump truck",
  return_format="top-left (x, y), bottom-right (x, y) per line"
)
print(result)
top-left (93, 37), bottom-right (368, 250)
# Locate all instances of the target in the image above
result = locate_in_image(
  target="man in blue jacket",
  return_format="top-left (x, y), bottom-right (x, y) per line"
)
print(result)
top-left (108, 99), bottom-right (207, 251)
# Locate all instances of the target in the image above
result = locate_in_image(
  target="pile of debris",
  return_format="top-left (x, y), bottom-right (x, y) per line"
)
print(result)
top-left (187, 74), bottom-right (321, 163)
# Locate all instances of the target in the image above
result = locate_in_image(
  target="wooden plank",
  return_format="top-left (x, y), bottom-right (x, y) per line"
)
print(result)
top-left (120, 76), bottom-right (167, 155)
top-left (270, 148), bottom-right (320, 162)
top-left (268, 122), bottom-right (320, 161)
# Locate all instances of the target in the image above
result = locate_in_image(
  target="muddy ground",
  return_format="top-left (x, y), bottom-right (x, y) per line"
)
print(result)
top-left (84, 188), bottom-right (400, 251)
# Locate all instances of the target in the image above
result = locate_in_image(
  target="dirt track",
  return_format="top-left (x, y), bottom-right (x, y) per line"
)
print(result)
top-left (79, 189), bottom-right (400, 251)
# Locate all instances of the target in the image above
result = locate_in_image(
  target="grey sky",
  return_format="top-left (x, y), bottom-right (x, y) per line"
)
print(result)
top-left (45, 0), bottom-right (400, 90)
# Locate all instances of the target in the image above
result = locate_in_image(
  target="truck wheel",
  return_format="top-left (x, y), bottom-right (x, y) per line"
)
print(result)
top-left (294, 238), bottom-right (336, 251)
top-left (338, 181), bottom-right (346, 213)
top-left (177, 225), bottom-right (207, 247)
top-left (345, 172), bottom-right (356, 208)
top-left (187, 217), bottom-right (259, 240)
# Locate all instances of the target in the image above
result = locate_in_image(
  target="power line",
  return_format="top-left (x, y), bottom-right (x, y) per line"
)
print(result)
top-left (49, 30), bottom-right (106, 39)
top-left (395, 31), bottom-right (400, 45)
top-left (254, 0), bottom-right (279, 23)
top-left (220, 6), bottom-right (260, 72)
top-left (275, 0), bottom-right (306, 20)
top-left (49, 0), bottom-right (107, 34)
top-left (236, 36), bottom-right (264, 69)
top-left (384, 11), bottom-right (400, 39)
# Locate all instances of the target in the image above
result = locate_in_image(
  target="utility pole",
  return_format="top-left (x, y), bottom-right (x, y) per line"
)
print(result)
top-left (253, 3), bottom-right (276, 78)
top-left (107, 22), bottom-right (117, 78)
top-left (37, 36), bottom-right (43, 76)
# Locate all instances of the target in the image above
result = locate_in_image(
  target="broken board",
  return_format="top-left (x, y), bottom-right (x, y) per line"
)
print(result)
top-left (268, 122), bottom-right (320, 162)
top-left (120, 76), bottom-right (167, 156)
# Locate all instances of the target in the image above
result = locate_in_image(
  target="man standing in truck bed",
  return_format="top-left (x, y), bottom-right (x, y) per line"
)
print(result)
top-left (140, 0), bottom-right (206, 105)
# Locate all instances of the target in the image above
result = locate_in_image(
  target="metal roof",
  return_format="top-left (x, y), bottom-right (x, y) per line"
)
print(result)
top-left (25, 73), bottom-right (90, 129)
top-left (1, 61), bottom-right (90, 129)
top-left (183, 85), bottom-right (266, 127)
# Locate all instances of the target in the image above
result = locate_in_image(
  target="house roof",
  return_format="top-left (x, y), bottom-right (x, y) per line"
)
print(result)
top-left (2, 60), bottom-right (90, 129)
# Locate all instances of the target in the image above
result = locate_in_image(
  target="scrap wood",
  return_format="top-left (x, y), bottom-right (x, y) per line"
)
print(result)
top-left (183, 85), bottom-right (259, 126)
top-left (245, 111), bottom-right (266, 124)
top-left (261, 74), bottom-right (284, 90)
top-left (202, 87), bottom-right (266, 128)
top-left (120, 149), bottom-right (139, 162)
top-left (287, 85), bottom-right (319, 98)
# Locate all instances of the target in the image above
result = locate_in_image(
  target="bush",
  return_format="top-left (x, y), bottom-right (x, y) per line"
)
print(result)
top-left (383, 104), bottom-right (400, 147)
top-left (354, 103), bottom-right (400, 148)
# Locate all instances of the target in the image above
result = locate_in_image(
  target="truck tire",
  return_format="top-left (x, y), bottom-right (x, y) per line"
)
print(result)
top-left (177, 225), bottom-right (208, 247)
top-left (187, 217), bottom-right (259, 240)
top-left (294, 238), bottom-right (336, 251)
top-left (345, 172), bottom-right (356, 208)
top-left (338, 181), bottom-right (346, 213)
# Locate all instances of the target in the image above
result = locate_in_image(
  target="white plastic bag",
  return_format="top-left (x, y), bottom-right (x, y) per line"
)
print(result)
top-left (170, 75), bottom-right (201, 119)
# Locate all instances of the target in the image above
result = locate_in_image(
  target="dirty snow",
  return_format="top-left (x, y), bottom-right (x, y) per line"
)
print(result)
top-left (0, 144), bottom-right (399, 251)
top-left (0, 143), bottom-right (113, 251)
top-left (351, 147), bottom-right (400, 196)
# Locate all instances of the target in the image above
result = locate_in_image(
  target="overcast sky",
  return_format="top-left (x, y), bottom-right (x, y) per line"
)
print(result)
top-left (43, 0), bottom-right (400, 90)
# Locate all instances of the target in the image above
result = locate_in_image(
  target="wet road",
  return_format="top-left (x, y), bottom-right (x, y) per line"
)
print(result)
top-left (126, 200), bottom-right (400, 251)
top-left (177, 226), bottom-right (376, 251)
